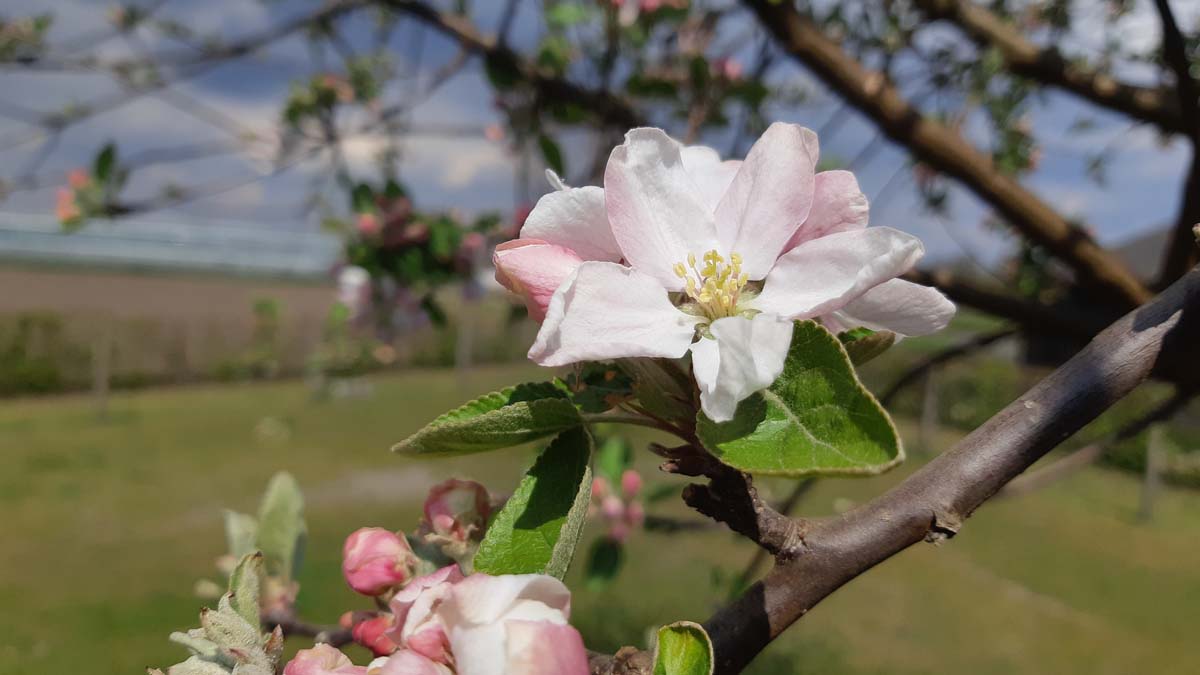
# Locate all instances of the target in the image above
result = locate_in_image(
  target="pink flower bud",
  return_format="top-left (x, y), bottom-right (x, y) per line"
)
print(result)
top-left (283, 644), bottom-right (368, 675)
top-left (55, 188), bottom-right (81, 224)
top-left (353, 615), bottom-right (400, 657)
top-left (608, 521), bottom-right (629, 544)
top-left (591, 476), bottom-right (610, 500)
top-left (600, 495), bottom-right (624, 521)
top-left (67, 168), bottom-right (91, 189)
top-left (357, 213), bottom-right (381, 237)
top-left (422, 479), bottom-right (491, 544)
top-left (484, 124), bottom-right (505, 142)
top-left (342, 528), bottom-right (417, 596)
top-left (619, 470), bottom-right (642, 499)
top-left (625, 500), bottom-right (645, 529)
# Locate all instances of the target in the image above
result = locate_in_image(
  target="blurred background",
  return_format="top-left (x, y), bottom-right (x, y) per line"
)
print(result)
top-left (1, 1), bottom-right (1198, 674)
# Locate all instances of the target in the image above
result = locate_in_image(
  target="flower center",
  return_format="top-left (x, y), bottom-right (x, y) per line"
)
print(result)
top-left (673, 249), bottom-right (755, 322)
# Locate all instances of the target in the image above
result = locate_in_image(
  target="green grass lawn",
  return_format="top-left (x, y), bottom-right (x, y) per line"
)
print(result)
top-left (1, 367), bottom-right (1197, 674)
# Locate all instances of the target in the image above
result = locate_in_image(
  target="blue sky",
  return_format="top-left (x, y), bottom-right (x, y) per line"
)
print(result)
top-left (0, 0), bottom-right (1194, 269)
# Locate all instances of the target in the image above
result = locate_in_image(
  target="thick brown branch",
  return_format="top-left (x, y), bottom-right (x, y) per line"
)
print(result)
top-left (914, 0), bottom-right (1185, 133)
top-left (742, 0), bottom-right (1151, 308)
top-left (998, 386), bottom-right (1193, 497)
top-left (703, 266), bottom-right (1200, 674)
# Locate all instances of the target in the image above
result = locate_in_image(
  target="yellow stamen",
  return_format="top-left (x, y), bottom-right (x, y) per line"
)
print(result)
top-left (674, 248), bottom-right (752, 322)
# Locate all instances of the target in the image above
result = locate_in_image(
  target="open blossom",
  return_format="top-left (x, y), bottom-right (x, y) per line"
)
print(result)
top-left (438, 573), bottom-right (589, 675)
top-left (385, 564), bottom-right (464, 664)
top-left (494, 123), bottom-right (954, 421)
top-left (342, 527), bottom-right (418, 596)
top-left (284, 644), bottom-right (368, 675)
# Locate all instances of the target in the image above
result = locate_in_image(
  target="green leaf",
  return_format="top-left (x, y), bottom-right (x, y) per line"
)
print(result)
top-left (584, 538), bottom-right (623, 591)
top-left (547, 4), bottom-right (589, 27)
top-left (350, 183), bottom-right (375, 213)
top-left (93, 143), bottom-right (117, 183)
top-left (594, 435), bottom-right (632, 485)
top-left (393, 382), bottom-right (582, 456)
top-left (227, 553), bottom-right (262, 629)
top-left (223, 510), bottom-right (258, 559)
top-left (255, 472), bottom-right (306, 581)
top-left (653, 621), bottom-right (714, 675)
top-left (696, 321), bottom-right (902, 476)
top-left (838, 328), bottom-right (896, 366)
top-left (474, 427), bottom-right (593, 578)
top-left (538, 134), bottom-right (565, 175)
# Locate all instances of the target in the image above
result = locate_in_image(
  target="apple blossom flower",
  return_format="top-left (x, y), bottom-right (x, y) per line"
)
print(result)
top-left (368, 651), bottom-right (452, 675)
top-left (283, 644), bottom-right (368, 675)
top-left (437, 573), bottom-right (589, 675)
top-left (495, 123), bottom-right (954, 421)
top-left (386, 565), bottom-right (465, 664)
top-left (342, 527), bottom-right (418, 596)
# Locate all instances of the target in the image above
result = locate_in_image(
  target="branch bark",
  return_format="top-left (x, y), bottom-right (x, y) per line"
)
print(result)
top-left (914, 0), bottom-right (1185, 134)
top-left (742, 0), bottom-right (1151, 308)
top-left (998, 386), bottom-right (1193, 498)
top-left (702, 265), bottom-right (1200, 674)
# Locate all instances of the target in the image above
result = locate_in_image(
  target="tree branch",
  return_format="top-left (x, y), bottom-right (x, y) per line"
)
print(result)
top-left (914, 0), bottom-right (1185, 134)
top-left (902, 268), bottom-right (1108, 339)
top-left (381, 0), bottom-right (643, 130)
top-left (702, 265), bottom-right (1200, 674)
top-left (879, 327), bottom-right (1017, 406)
top-left (1152, 0), bottom-right (1200, 286)
top-left (742, 0), bottom-right (1151, 308)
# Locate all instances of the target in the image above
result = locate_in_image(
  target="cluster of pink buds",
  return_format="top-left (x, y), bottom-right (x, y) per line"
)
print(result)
top-left (55, 168), bottom-right (93, 225)
top-left (298, 478), bottom-right (588, 674)
top-left (589, 470), bottom-right (645, 544)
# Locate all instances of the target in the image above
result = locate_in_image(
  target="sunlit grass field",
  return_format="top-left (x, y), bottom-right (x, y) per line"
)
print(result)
top-left (2, 365), bottom-right (1197, 674)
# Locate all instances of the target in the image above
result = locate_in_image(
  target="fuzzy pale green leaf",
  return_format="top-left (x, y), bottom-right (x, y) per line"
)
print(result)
top-left (255, 472), bottom-right (305, 581)
top-left (697, 321), bottom-right (902, 476)
top-left (393, 382), bottom-right (582, 456)
top-left (227, 553), bottom-right (262, 629)
top-left (167, 657), bottom-right (231, 675)
top-left (653, 621), bottom-right (714, 675)
top-left (473, 427), bottom-right (593, 578)
top-left (223, 510), bottom-right (258, 559)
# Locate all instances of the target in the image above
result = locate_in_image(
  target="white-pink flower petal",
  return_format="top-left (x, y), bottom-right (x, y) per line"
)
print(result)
top-left (503, 620), bottom-right (589, 675)
top-left (605, 128), bottom-right (720, 289)
top-left (528, 262), bottom-right (700, 367)
top-left (714, 122), bottom-right (819, 279)
top-left (785, 170), bottom-right (868, 251)
top-left (520, 186), bottom-right (622, 262)
top-left (833, 279), bottom-right (955, 336)
top-left (493, 240), bottom-right (583, 322)
top-left (679, 144), bottom-right (742, 212)
top-left (754, 227), bottom-right (924, 320)
top-left (691, 314), bottom-right (793, 422)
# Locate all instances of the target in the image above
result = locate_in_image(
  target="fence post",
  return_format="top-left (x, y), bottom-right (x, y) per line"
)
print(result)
top-left (917, 367), bottom-right (939, 455)
top-left (92, 316), bottom-right (112, 420)
top-left (1138, 424), bottom-right (1165, 522)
